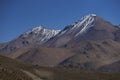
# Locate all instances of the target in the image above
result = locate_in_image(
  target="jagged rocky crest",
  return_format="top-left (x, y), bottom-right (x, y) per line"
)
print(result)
top-left (58, 14), bottom-right (96, 36)
top-left (21, 26), bottom-right (60, 43)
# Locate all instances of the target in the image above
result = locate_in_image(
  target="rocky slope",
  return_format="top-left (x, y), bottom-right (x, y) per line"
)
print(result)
top-left (44, 14), bottom-right (119, 47)
top-left (0, 14), bottom-right (120, 72)
top-left (0, 26), bottom-right (60, 52)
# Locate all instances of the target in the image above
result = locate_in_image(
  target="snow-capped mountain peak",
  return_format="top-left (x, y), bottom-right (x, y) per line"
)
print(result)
top-left (59, 14), bottom-right (96, 37)
top-left (74, 14), bottom-right (96, 36)
top-left (74, 14), bottom-right (96, 29)
top-left (31, 26), bottom-right (43, 32)
top-left (20, 26), bottom-right (61, 44)
top-left (25, 26), bottom-right (45, 34)
top-left (24, 26), bottom-right (60, 36)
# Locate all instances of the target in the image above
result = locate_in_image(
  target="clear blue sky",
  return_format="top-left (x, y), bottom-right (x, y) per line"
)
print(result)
top-left (0, 0), bottom-right (120, 43)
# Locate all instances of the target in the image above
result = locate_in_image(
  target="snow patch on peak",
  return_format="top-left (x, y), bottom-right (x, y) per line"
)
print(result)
top-left (32, 26), bottom-right (43, 31)
top-left (89, 14), bottom-right (96, 16)
top-left (72, 14), bottom-right (96, 28)
top-left (23, 26), bottom-right (44, 35)
top-left (75, 14), bottom-right (96, 36)
top-left (57, 14), bottom-right (96, 37)
top-left (31, 26), bottom-right (45, 34)
top-left (24, 26), bottom-right (60, 35)
top-left (21, 26), bottom-right (61, 43)
top-left (56, 14), bottom-right (96, 37)
top-left (40, 29), bottom-right (61, 41)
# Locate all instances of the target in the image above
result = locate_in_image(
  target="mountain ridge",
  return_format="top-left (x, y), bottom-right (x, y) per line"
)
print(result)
top-left (44, 14), bottom-right (118, 48)
top-left (0, 14), bottom-right (120, 72)
top-left (0, 26), bottom-right (60, 52)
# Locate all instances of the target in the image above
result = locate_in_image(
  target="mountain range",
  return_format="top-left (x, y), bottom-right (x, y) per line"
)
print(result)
top-left (0, 14), bottom-right (120, 72)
